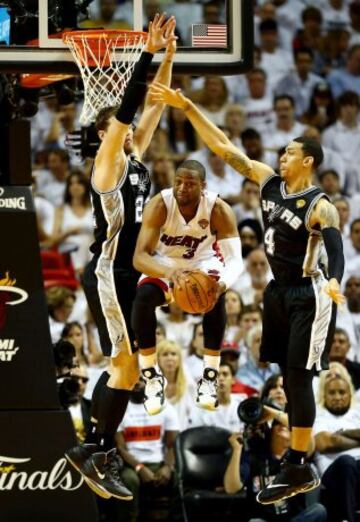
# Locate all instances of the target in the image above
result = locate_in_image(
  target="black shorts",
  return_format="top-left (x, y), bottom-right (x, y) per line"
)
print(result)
top-left (82, 256), bottom-right (139, 357)
top-left (259, 273), bottom-right (337, 371)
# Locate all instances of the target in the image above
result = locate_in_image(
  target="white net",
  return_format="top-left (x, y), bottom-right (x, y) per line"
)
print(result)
top-left (63, 31), bottom-right (146, 126)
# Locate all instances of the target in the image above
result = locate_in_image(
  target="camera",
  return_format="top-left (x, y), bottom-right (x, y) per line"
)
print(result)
top-left (53, 339), bottom-right (80, 409)
top-left (237, 397), bottom-right (264, 425)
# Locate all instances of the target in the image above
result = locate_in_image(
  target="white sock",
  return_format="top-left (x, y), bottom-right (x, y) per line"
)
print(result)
top-left (139, 352), bottom-right (157, 371)
top-left (203, 354), bottom-right (220, 373)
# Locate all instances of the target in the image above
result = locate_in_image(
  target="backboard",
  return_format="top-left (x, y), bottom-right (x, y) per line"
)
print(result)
top-left (0, 0), bottom-right (253, 76)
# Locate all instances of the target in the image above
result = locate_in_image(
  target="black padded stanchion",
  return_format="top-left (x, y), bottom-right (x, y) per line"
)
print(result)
top-left (0, 186), bottom-right (98, 521)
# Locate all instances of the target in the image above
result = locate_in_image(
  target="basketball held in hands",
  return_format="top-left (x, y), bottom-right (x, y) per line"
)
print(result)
top-left (172, 270), bottom-right (217, 314)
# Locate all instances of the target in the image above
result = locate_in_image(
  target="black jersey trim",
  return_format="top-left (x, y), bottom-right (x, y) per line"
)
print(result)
top-left (91, 159), bottom-right (129, 196)
top-left (259, 173), bottom-right (278, 194)
top-left (305, 193), bottom-right (327, 233)
top-left (280, 181), bottom-right (318, 199)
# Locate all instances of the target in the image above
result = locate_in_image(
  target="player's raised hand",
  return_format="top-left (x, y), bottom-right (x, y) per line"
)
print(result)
top-left (150, 82), bottom-right (190, 110)
top-left (144, 14), bottom-right (177, 54)
top-left (324, 278), bottom-right (346, 306)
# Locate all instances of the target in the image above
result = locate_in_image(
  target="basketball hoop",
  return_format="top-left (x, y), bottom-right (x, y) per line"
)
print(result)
top-left (63, 29), bottom-right (147, 126)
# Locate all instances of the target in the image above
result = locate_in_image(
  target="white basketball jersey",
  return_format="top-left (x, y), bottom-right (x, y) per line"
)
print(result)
top-left (153, 188), bottom-right (224, 272)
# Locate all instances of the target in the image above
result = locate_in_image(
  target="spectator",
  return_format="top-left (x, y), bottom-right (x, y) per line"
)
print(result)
top-left (67, 365), bottom-right (91, 444)
top-left (293, 7), bottom-right (324, 74)
top-left (320, 25), bottom-right (350, 75)
top-left (254, 1), bottom-right (293, 50)
top-left (240, 127), bottom-right (278, 170)
top-left (220, 342), bottom-right (257, 397)
top-left (317, 169), bottom-right (342, 201)
top-left (46, 286), bottom-right (76, 343)
top-left (322, 0), bottom-right (350, 31)
top-left (322, 91), bottom-right (360, 171)
top-left (232, 178), bottom-right (262, 226)
top-left (329, 327), bottom-right (360, 389)
top-left (275, 47), bottom-right (323, 117)
top-left (184, 322), bottom-right (205, 383)
top-left (224, 289), bottom-right (243, 344)
top-left (313, 374), bottom-right (360, 522)
top-left (327, 44), bottom-right (360, 97)
top-left (260, 372), bottom-right (287, 411)
top-left (300, 82), bottom-right (337, 131)
top-left (349, 0), bottom-right (360, 46)
top-left (50, 171), bottom-right (94, 275)
top-left (344, 218), bottom-right (360, 260)
top-left (205, 149), bottom-right (243, 205)
top-left (150, 155), bottom-right (175, 196)
top-left (302, 126), bottom-right (346, 189)
top-left (238, 218), bottom-right (263, 259)
top-left (193, 76), bottom-right (230, 127)
top-left (157, 339), bottom-right (195, 431)
top-left (258, 18), bottom-right (294, 91)
top-left (189, 362), bottom-right (244, 431)
top-left (224, 413), bottom-right (325, 522)
top-left (34, 149), bottom-right (70, 207)
top-left (166, 106), bottom-right (198, 160)
top-left (263, 95), bottom-right (306, 152)
top-left (333, 196), bottom-right (351, 238)
top-left (237, 324), bottom-right (278, 392)
top-left (44, 102), bottom-right (79, 153)
top-left (61, 320), bottom-right (103, 368)
top-left (243, 68), bottom-right (275, 135)
top-left (157, 301), bottom-right (199, 356)
top-left (344, 275), bottom-right (360, 345)
top-left (224, 104), bottom-right (246, 148)
top-left (240, 248), bottom-right (271, 307)
top-left (116, 379), bottom-right (179, 522)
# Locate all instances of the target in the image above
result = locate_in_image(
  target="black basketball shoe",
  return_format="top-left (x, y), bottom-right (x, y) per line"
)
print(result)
top-left (65, 443), bottom-right (111, 499)
top-left (196, 368), bottom-right (219, 411)
top-left (256, 461), bottom-right (321, 505)
top-left (80, 448), bottom-right (133, 500)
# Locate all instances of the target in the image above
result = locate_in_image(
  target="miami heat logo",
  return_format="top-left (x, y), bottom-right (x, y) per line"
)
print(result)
top-left (198, 219), bottom-right (209, 230)
top-left (0, 272), bottom-right (28, 330)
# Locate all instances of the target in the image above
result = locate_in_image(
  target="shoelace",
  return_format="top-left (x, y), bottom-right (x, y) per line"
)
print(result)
top-left (104, 454), bottom-right (122, 483)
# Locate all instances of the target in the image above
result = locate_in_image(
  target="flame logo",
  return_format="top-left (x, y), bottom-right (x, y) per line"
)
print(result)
top-left (0, 272), bottom-right (28, 330)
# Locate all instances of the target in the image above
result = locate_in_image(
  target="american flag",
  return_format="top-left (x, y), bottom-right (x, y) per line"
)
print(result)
top-left (191, 24), bottom-right (227, 48)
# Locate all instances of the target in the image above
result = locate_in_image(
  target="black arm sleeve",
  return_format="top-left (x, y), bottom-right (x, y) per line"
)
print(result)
top-left (115, 51), bottom-right (153, 125)
top-left (322, 227), bottom-right (345, 283)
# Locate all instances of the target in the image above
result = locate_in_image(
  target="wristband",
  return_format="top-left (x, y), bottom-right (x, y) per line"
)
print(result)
top-left (135, 463), bottom-right (144, 473)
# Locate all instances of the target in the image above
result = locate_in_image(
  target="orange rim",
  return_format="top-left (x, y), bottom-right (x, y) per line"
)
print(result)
top-left (63, 29), bottom-right (147, 47)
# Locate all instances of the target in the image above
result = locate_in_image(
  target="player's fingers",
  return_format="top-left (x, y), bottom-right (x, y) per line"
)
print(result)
top-left (157, 12), bottom-right (167, 28)
top-left (152, 13), bottom-right (160, 26)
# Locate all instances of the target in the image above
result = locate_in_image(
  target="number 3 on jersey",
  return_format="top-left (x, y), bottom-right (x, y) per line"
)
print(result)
top-left (264, 227), bottom-right (275, 256)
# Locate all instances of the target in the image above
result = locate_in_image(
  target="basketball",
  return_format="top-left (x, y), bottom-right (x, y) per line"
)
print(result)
top-left (173, 270), bottom-right (217, 314)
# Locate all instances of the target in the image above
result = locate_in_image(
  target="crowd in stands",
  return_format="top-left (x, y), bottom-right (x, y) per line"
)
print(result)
top-left (29, 0), bottom-right (360, 520)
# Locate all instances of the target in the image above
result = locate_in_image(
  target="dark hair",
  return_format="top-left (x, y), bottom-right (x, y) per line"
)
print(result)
top-left (176, 160), bottom-right (206, 181)
top-left (240, 304), bottom-right (263, 319)
top-left (247, 67), bottom-right (267, 79)
top-left (334, 327), bottom-right (350, 341)
top-left (219, 360), bottom-right (236, 377)
top-left (95, 106), bottom-right (118, 132)
top-left (61, 321), bottom-right (89, 365)
top-left (260, 373), bottom-right (283, 401)
top-left (337, 90), bottom-right (360, 109)
top-left (188, 322), bottom-right (203, 356)
top-left (302, 6), bottom-right (322, 24)
top-left (350, 217), bottom-right (360, 232)
top-left (48, 149), bottom-right (70, 164)
top-left (238, 218), bottom-right (263, 244)
top-left (274, 94), bottom-right (295, 108)
top-left (64, 170), bottom-right (91, 206)
top-left (318, 168), bottom-right (339, 181)
top-left (168, 107), bottom-right (197, 152)
top-left (294, 46), bottom-right (313, 60)
top-left (293, 136), bottom-right (324, 169)
top-left (241, 127), bottom-right (261, 142)
top-left (259, 18), bottom-right (278, 32)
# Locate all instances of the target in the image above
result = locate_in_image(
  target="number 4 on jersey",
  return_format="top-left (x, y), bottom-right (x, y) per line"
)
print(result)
top-left (265, 227), bottom-right (275, 256)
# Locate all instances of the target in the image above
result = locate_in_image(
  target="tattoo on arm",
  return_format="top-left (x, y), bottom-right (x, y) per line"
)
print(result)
top-left (224, 151), bottom-right (254, 179)
top-left (319, 202), bottom-right (340, 229)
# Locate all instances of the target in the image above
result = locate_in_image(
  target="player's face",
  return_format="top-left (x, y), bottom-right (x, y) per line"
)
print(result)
top-left (325, 378), bottom-right (351, 415)
top-left (173, 169), bottom-right (204, 206)
top-left (279, 141), bottom-right (312, 180)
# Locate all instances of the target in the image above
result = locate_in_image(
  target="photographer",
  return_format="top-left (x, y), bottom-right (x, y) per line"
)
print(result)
top-left (224, 400), bottom-right (326, 522)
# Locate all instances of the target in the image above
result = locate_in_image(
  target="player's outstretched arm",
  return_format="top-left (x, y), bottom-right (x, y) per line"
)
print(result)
top-left (133, 18), bottom-right (177, 160)
top-left (149, 83), bottom-right (274, 185)
top-left (93, 14), bottom-right (176, 192)
top-left (310, 198), bottom-right (345, 305)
